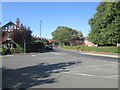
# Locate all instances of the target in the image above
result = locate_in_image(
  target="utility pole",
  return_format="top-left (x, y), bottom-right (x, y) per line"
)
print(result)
top-left (40, 20), bottom-right (43, 37)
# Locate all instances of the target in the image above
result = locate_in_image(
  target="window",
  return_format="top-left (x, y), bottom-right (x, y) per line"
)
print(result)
top-left (8, 33), bottom-right (11, 38)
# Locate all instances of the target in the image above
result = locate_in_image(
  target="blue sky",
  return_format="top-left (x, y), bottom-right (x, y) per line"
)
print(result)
top-left (2, 2), bottom-right (99, 39)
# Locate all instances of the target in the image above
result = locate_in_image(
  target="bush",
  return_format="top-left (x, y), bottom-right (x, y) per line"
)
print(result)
top-left (14, 45), bottom-right (24, 53)
top-left (26, 41), bottom-right (45, 53)
top-left (10, 48), bottom-right (15, 53)
top-left (0, 48), bottom-right (7, 55)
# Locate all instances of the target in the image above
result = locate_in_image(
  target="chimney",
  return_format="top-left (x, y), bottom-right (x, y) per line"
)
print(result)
top-left (16, 18), bottom-right (20, 26)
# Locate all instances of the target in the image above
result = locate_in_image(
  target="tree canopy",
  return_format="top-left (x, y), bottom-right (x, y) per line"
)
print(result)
top-left (52, 26), bottom-right (83, 45)
top-left (88, 1), bottom-right (120, 45)
top-left (14, 28), bottom-right (32, 47)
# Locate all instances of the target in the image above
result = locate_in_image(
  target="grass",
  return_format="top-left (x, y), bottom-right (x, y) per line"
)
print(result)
top-left (60, 45), bottom-right (120, 53)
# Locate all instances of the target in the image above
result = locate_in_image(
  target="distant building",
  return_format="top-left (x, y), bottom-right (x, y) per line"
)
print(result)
top-left (84, 39), bottom-right (97, 47)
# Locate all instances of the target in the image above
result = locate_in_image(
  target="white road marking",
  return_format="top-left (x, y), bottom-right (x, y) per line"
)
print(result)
top-left (106, 75), bottom-right (120, 78)
top-left (50, 52), bottom-right (66, 55)
top-left (75, 73), bottom-right (93, 77)
top-left (111, 62), bottom-right (118, 64)
top-left (32, 55), bottom-right (36, 57)
top-left (6, 55), bottom-right (14, 56)
top-left (103, 61), bottom-right (107, 62)
top-left (83, 64), bottom-right (118, 68)
top-left (62, 72), bottom-right (119, 79)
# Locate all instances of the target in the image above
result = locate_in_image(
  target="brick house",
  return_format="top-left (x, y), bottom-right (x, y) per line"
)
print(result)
top-left (0, 18), bottom-right (32, 49)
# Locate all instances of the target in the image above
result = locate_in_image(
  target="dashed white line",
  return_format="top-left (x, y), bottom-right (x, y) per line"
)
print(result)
top-left (32, 55), bottom-right (36, 57)
top-left (62, 72), bottom-right (119, 79)
top-left (50, 52), bottom-right (66, 55)
top-left (83, 64), bottom-right (118, 68)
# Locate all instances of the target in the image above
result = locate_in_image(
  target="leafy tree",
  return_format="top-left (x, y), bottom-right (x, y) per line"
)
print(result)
top-left (52, 26), bottom-right (83, 45)
top-left (88, 1), bottom-right (120, 46)
top-left (14, 28), bottom-right (32, 47)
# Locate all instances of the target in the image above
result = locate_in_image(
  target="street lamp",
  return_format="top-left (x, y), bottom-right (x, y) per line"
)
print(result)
top-left (23, 29), bottom-right (27, 54)
top-left (40, 20), bottom-right (43, 37)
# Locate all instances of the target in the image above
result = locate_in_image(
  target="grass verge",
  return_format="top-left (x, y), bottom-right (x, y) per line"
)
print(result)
top-left (60, 45), bottom-right (120, 54)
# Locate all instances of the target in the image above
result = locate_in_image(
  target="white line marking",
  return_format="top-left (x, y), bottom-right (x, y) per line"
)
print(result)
top-left (107, 75), bottom-right (120, 78)
top-left (62, 72), bottom-right (119, 79)
top-left (6, 55), bottom-right (14, 56)
top-left (50, 52), bottom-right (66, 55)
top-left (75, 73), bottom-right (93, 77)
top-left (84, 64), bottom-right (118, 68)
top-left (32, 55), bottom-right (36, 57)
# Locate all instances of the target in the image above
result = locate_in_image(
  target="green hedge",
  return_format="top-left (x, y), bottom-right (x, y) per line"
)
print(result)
top-left (26, 41), bottom-right (45, 53)
top-left (60, 45), bottom-right (120, 53)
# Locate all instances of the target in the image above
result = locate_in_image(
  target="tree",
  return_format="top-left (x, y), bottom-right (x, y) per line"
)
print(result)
top-left (14, 28), bottom-right (32, 47)
top-left (88, 1), bottom-right (120, 46)
top-left (52, 26), bottom-right (83, 45)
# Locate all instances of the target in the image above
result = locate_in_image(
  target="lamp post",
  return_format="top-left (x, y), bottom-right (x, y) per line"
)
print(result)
top-left (23, 29), bottom-right (27, 54)
top-left (24, 39), bottom-right (26, 54)
top-left (40, 20), bottom-right (43, 37)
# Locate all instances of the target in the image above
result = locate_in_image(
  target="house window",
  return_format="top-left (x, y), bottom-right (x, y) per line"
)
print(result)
top-left (8, 33), bottom-right (11, 38)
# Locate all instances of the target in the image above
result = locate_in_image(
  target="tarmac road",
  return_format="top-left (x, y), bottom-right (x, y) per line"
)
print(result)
top-left (2, 47), bottom-right (119, 89)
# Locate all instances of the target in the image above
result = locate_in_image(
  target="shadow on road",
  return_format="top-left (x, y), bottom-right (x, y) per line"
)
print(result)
top-left (2, 61), bottom-right (82, 89)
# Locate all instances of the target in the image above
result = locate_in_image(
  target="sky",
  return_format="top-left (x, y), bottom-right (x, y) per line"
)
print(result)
top-left (2, 2), bottom-right (100, 39)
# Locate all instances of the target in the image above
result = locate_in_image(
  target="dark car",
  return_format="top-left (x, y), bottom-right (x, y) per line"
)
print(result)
top-left (45, 45), bottom-right (53, 50)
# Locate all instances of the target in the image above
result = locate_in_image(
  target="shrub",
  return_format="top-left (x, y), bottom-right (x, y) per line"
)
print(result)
top-left (10, 48), bottom-right (15, 53)
top-left (15, 44), bottom-right (24, 53)
top-left (0, 48), bottom-right (7, 55)
top-left (26, 41), bottom-right (45, 53)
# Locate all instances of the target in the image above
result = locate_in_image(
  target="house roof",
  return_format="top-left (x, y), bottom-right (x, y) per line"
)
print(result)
top-left (1, 21), bottom-right (21, 30)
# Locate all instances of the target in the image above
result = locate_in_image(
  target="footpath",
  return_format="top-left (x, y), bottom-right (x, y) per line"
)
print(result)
top-left (58, 46), bottom-right (119, 58)
top-left (80, 51), bottom-right (119, 58)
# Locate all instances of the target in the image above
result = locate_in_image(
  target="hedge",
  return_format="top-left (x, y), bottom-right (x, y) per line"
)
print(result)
top-left (26, 41), bottom-right (45, 53)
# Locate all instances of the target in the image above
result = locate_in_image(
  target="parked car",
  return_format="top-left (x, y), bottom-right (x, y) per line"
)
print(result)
top-left (53, 45), bottom-right (58, 47)
top-left (45, 45), bottom-right (53, 50)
